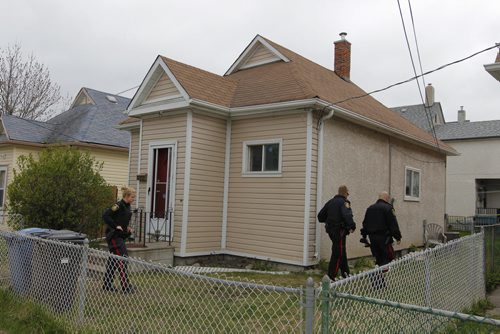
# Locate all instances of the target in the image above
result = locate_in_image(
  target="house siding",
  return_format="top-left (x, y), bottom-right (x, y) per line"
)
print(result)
top-left (186, 113), bottom-right (226, 253)
top-left (138, 112), bottom-right (187, 249)
top-left (144, 73), bottom-right (180, 103)
top-left (320, 117), bottom-right (446, 259)
top-left (226, 112), bottom-right (308, 263)
top-left (90, 147), bottom-right (129, 188)
top-left (444, 138), bottom-right (500, 216)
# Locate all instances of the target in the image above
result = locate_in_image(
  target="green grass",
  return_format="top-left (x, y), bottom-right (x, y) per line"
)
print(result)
top-left (443, 299), bottom-right (500, 333)
top-left (0, 289), bottom-right (69, 334)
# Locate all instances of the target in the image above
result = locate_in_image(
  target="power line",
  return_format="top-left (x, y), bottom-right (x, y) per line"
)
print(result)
top-left (323, 43), bottom-right (498, 108)
top-left (115, 85), bottom-right (139, 96)
top-left (407, 0), bottom-right (440, 150)
top-left (397, 0), bottom-right (440, 150)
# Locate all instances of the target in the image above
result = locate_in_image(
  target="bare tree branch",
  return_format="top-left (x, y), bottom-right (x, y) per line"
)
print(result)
top-left (0, 44), bottom-right (61, 120)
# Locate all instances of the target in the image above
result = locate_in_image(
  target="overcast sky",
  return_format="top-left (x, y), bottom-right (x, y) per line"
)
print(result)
top-left (1, 0), bottom-right (498, 121)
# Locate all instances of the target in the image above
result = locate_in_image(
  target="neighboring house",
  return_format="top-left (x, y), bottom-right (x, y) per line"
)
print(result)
top-left (393, 86), bottom-right (500, 217)
top-left (0, 88), bottom-right (131, 208)
top-left (484, 47), bottom-right (500, 82)
top-left (121, 34), bottom-right (455, 267)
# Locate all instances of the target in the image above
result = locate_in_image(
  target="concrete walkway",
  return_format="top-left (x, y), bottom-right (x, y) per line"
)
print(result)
top-left (487, 288), bottom-right (500, 317)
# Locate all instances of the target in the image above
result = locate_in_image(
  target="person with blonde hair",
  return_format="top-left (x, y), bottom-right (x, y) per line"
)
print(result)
top-left (318, 185), bottom-right (356, 280)
top-left (102, 186), bottom-right (136, 293)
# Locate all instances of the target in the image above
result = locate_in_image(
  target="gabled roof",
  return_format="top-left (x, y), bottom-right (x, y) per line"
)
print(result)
top-left (391, 103), bottom-right (445, 132)
top-left (436, 120), bottom-right (500, 140)
top-left (393, 102), bottom-right (500, 141)
top-left (129, 35), bottom-right (454, 154)
top-left (0, 88), bottom-right (130, 148)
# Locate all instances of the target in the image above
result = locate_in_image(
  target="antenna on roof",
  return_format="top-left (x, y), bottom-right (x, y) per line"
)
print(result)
top-left (106, 95), bottom-right (118, 103)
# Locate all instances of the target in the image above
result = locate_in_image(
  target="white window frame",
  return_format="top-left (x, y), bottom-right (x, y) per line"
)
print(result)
top-left (0, 166), bottom-right (7, 208)
top-left (242, 139), bottom-right (282, 177)
top-left (404, 166), bottom-right (421, 201)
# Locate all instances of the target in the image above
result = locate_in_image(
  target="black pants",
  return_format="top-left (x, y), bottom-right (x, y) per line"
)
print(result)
top-left (103, 237), bottom-right (130, 290)
top-left (327, 227), bottom-right (349, 279)
top-left (368, 234), bottom-right (395, 267)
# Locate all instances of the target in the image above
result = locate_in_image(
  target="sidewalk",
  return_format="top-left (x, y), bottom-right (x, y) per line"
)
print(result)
top-left (487, 288), bottom-right (500, 317)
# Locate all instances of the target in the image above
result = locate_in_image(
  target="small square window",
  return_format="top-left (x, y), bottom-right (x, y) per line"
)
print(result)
top-left (243, 140), bottom-right (282, 176)
top-left (405, 167), bottom-right (421, 201)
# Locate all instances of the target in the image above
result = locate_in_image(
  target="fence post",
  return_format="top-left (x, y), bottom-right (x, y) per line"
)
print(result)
top-left (424, 252), bottom-right (432, 307)
top-left (304, 277), bottom-right (314, 334)
top-left (491, 225), bottom-right (495, 273)
top-left (321, 275), bottom-right (330, 334)
top-left (78, 238), bottom-right (89, 325)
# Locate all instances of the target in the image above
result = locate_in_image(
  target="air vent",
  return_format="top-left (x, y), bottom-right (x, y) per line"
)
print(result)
top-left (106, 95), bottom-right (118, 103)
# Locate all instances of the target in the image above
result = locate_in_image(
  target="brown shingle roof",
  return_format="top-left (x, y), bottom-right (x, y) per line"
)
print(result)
top-left (159, 36), bottom-right (453, 153)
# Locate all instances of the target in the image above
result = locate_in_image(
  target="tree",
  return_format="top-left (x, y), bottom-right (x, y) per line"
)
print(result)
top-left (7, 147), bottom-right (113, 236)
top-left (0, 44), bottom-right (61, 120)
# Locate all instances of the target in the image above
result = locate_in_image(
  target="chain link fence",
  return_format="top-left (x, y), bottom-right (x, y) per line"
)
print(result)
top-left (315, 233), bottom-right (489, 333)
top-left (0, 229), bottom-right (499, 333)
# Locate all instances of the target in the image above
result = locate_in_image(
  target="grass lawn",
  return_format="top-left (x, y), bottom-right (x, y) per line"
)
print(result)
top-left (0, 289), bottom-right (69, 334)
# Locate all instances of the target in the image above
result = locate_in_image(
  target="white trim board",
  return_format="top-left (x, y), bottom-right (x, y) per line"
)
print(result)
top-left (221, 119), bottom-right (231, 250)
top-left (180, 110), bottom-right (193, 255)
top-left (303, 110), bottom-right (313, 265)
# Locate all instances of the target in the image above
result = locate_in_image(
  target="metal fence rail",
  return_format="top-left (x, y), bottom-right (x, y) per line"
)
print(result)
top-left (0, 230), bottom-right (303, 333)
top-left (0, 229), bottom-right (497, 333)
top-left (317, 233), bottom-right (487, 333)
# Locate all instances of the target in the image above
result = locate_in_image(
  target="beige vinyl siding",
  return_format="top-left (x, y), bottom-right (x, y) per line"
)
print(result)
top-left (139, 112), bottom-right (187, 249)
top-left (226, 113), bottom-right (308, 263)
top-left (128, 129), bottom-right (140, 188)
top-left (241, 43), bottom-right (280, 69)
top-left (187, 113), bottom-right (226, 253)
top-left (0, 146), bottom-right (14, 208)
top-left (144, 73), bottom-right (181, 104)
top-left (90, 148), bottom-right (129, 188)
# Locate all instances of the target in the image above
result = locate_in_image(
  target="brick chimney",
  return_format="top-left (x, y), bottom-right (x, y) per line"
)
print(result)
top-left (496, 50), bottom-right (500, 63)
top-left (334, 32), bottom-right (351, 81)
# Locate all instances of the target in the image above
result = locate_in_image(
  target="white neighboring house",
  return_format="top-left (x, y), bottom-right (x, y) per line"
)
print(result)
top-left (393, 84), bottom-right (500, 218)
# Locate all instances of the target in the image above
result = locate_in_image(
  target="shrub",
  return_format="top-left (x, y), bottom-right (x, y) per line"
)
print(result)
top-left (7, 147), bottom-right (113, 236)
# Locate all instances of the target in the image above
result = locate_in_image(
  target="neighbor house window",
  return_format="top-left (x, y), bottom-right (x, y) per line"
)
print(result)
top-left (405, 167), bottom-right (421, 201)
top-left (0, 167), bottom-right (6, 208)
top-left (243, 139), bottom-right (282, 176)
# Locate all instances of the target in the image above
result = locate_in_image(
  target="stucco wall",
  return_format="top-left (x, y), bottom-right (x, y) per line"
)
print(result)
top-left (320, 117), bottom-right (446, 260)
top-left (444, 138), bottom-right (500, 216)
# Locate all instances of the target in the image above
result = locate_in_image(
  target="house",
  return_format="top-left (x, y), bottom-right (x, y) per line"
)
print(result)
top-left (0, 88), bottom-right (131, 209)
top-left (484, 47), bottom-right (500, 82)
top-left (121, 34), bottom-right (455, 267)
top-left (393, 86), bottom-right (500, 217)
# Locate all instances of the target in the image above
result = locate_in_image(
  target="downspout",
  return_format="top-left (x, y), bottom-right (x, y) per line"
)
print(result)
top-left (314, 108), bottom-right (335, 259)
top-left (136, 119), bottom-right (143, 209)
top-left (388, 137), bottom-right (392, 195)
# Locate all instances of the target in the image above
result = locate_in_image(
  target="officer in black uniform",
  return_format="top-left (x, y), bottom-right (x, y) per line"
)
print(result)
top-left (102, 186), bottom-right (136, 293)
top-left (318, 185), bottom-right (356, 280)
top-left (361, 191), bottom-right (402, 267)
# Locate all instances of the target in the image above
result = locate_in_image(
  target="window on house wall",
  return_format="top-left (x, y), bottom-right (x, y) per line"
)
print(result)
top-left (243, 139), bottom-right (282, 176)
top-left (405, 167), bottom-right (421, 201)
top-left (0, 167), bottom-right (6, 208)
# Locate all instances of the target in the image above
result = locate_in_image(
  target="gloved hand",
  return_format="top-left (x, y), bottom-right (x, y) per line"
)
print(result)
top-left (360, 237), bottom-right (370, 247)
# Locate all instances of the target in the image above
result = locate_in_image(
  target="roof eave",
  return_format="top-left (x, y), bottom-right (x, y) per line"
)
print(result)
top-left (484, 63), bottom-right (500, 81)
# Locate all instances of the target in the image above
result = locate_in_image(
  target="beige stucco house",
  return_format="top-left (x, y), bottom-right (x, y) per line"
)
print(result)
top-left (0, 88), bottom-right (131, 209)
top-left (122, 34), bottom-right (455, 266)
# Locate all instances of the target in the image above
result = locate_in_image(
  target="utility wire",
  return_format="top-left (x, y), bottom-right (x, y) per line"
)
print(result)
top-left (323, 44), bottom-right (498, 107)
top-left (115, 85), bottom-right (140, 96)
top-left (406, 0), bottom-right (440, 150)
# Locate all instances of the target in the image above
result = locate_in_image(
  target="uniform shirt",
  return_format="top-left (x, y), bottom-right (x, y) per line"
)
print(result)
top-left (102, 199), bottom-right (132, 233)
top-left (317, 195), bottom-right (356, 231)
top-left (361, 199), bottom-right (402, 241)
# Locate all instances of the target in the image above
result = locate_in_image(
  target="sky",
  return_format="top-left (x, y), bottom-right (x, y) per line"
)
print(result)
top-left (1, 0), bottom-right (499, 122)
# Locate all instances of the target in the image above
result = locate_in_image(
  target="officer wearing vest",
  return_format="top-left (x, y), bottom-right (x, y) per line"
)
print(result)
top-left (318, 185), bottom-right (356, 280)
top-left (361, 191), bottom-right (402, 267)
top-left (102, 186), bottom-right (136, 293)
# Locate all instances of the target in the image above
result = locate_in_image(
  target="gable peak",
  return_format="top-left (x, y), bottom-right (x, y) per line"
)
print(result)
top-left (225, 35), bottom-right (290, 75)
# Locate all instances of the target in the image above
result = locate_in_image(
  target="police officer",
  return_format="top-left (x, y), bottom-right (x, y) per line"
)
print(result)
top-left (102, 186), bottom-right (136, 293)
top-left (318, 185), bottom-right (356, 280)
top-left (361, 191), bottom-right (402, 267)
